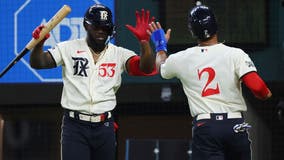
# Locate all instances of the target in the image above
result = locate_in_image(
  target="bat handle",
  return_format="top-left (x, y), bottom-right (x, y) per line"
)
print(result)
top-left (0, 48), bottom-right (29, 78)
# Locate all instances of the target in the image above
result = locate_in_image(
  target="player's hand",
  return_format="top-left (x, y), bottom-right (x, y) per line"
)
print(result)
top-left (148, 22), bottom-right (171, 52)
top-left (125, 9), bottom-right (155, 42)
top-left (148, 22), bottom-right (171, 42)
top-left (32, 24), bottom-right (50, 42)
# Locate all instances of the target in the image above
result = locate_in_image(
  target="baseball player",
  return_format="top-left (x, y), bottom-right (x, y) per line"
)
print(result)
top-left (148, 3), bottom-right (272, 160)
top-left (30, 4), bottom-right (156, 160)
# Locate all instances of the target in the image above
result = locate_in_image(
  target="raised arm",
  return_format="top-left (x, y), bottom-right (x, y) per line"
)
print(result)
top-left (125, 9), bottom-right (156, 75)
top-left (148, 22), bottom-right (171, 72)
top-left (30, 25), bottom-right (56, 69)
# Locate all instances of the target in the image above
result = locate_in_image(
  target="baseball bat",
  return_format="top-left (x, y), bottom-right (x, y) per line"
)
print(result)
top-left (0, 5), bottom-right (71, 78)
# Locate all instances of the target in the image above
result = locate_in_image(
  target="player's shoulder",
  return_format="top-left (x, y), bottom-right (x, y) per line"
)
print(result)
top-left (168, 47), bottom-right (195, 59)
top-left (109, 43), bottom-right (135, 53)
top-left (109, 43), bottom-right (126, 49)
top-left (222, 43), bottom-right (246, 54)
top-left (220, 44), bottom-right (251, 62)
top-left (107, 43), bottom-right (118, 50)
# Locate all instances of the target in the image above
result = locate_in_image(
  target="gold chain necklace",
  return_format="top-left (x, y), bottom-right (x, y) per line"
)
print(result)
top-left (89, 46), bottom-right (107, 63)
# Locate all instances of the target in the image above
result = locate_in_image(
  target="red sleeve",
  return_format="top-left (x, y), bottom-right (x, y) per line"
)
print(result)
top-left (113, 122), bottom-right (119, 132)
top-left (241, 72), bottom-right (270, 99)
top-left (127, 56), bottom-right (157, 76)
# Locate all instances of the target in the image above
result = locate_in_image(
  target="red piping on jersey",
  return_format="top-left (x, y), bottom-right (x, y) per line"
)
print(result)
top-left (242, 72), bottom-right (270, 99)
top-left (128, 56), bottom-right (157, 76)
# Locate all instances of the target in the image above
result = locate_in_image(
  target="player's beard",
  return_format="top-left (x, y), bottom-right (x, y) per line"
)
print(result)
top-left (87, 32), bottom-right (108, 52)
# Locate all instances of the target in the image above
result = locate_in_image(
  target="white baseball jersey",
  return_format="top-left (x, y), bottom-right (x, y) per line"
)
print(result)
top-left (160, 43), bottom-right (257, 117)
top-left (48, 38), bottom-right (136, 114)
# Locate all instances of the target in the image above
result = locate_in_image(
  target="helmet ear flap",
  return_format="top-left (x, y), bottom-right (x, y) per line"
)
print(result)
top-left (187, 16), bottom-right (196, 39)
top-left (110, 25), bottom-right (116, 38)
top-left (83, 21), bottom-right (88, 30)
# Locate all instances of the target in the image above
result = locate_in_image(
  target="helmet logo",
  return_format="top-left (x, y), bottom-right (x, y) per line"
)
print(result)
top-left (204, 30), bottom-right (210, 38)
top-left (100, 11), bottom-right (108, 21)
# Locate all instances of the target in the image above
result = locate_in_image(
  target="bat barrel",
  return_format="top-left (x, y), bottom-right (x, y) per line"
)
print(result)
top-left (0, 5), bottom-right (71, 78)
top-left (26, 5), bottom-right (71, 50)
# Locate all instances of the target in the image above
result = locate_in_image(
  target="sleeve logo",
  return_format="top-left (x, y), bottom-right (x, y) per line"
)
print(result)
top-left (245, 61), bottom-right (255, 68)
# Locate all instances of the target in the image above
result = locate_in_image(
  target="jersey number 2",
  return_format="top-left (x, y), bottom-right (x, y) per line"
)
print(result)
top-left (198, 67), bottom-right (220, 97)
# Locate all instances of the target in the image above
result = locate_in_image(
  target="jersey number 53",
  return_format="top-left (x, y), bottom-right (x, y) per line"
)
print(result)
top-left (99, 63), bottom-right (116, 77)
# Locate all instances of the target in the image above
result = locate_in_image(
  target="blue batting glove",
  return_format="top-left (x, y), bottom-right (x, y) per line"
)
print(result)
top-left (151, 29), bottom-right (167, 52)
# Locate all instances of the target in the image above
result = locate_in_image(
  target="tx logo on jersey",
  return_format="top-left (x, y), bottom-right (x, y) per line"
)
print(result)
top-left (72, 57), bottom-right (89, 77)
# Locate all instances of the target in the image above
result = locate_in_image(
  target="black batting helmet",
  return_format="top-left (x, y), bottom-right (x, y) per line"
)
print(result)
top-left (188, 5), bottom-right (217, 41)
top-left (84, 4), bottom-right (115, 36)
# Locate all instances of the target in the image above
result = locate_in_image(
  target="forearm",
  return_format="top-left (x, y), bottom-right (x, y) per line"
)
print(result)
top-left (156, 51), bottom-right (167, 72)
top-left (30, 24), bottom-right (56, 69)
top-left (30, 42), bottom-right (55, 69)
top-left (242, 72), bottom-right (272, 100)
top-left (149, 27), bottom-right (169, 72)
top-left (139, 40), bottom-right (155, 73)
top-left (30, 42), bottom-right (44, 68)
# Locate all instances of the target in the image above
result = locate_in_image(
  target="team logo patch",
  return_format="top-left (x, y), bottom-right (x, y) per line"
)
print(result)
top-left (245, 61), bottom-right (255, 68)
top-left (104, 122), bottom-right (109, 127)
top-left (216, 115), bottom-right (223, 120)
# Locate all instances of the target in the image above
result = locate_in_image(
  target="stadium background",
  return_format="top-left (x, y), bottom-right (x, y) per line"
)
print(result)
top-left (0, 0), bottom-right (284, 159)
